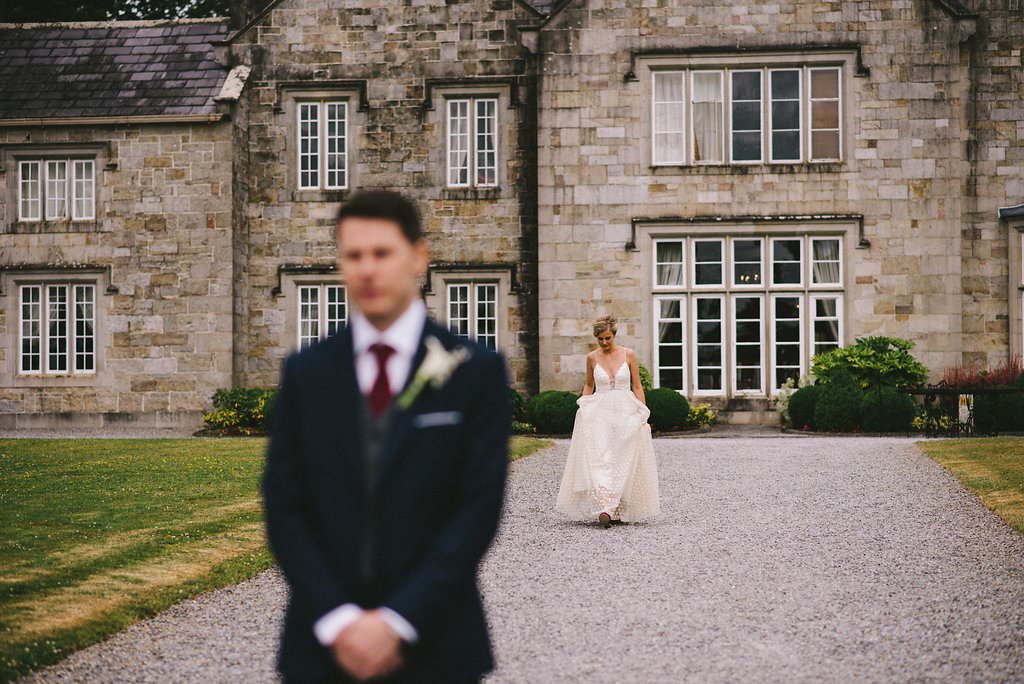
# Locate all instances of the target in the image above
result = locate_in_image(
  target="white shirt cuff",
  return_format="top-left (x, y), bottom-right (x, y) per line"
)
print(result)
top-left (313, 604), bottom-right (420, 646)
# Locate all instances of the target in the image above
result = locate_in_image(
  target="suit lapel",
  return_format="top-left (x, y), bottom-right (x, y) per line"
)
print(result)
top-left (373, 321), bottom-right (435, 484)
top-left (322, 327), bottom-right (366, 485)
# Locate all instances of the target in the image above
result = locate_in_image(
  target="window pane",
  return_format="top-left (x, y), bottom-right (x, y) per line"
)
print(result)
top-left (731, 71), bottom-right (762, 162)
top-left (694, 296), bottom-right (723, 391)
top-left (693, 239), bottom-right (724, 286)
top-left (813, 296), bottom-right (841, 356)
top-left (475, 99), bottom-right (498, 187)
top-left (74, 285), bottom-right (95, 372)
top-left (20, 161), bottom-right (40, 220)
top-left (325, 102), bottom-right (347, 189)
top-left (475, 284), bottom-right (497, 350)
top-left (810, 68), bottom-right (840, 161)
top-left (298, 286), bottom-right (320, 348)
top-left (72, 160), bottom-right (95, 220)
top-left (771, 238), bottom-right (802, 285)
top-left (46, 160), bottom-right (68, 219)
top-left (298, 103), bottom-right (320, 189)
top-left (733, 296), bottom-right (762, 391)
top-left (448, 284), bottom-right (470, 336)
top-left (692, 71), bottom-right (723, 163)
top-left (21, 285), bottom-right (42, 372)
top-left (448, 100), bottom-right (471, 186)
top-left (733, 239), bottom-right (762, 286)
top-left (770, 70), bottom-right (801, 162)
top-left (656, 298), bottom-right (685, 390)
top-left (47, 285), bottom-right (69, 373)
top-left (653, 72), bottom-right (685, 164)
top-left (812, 238), bottom-right (841, 284)
top-left (773, 295), bottom-right (802, 391)
top-left (655, 241), bottom-right (685, 286)
top-left (325, 285), bottom-right (347, 337)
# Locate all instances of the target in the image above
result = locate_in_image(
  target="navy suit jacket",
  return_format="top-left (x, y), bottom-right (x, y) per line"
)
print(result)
top-left (263, 319), bottom-right (509, 683)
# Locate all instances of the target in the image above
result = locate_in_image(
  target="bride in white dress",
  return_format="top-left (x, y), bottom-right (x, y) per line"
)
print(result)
top-left (556, 315), bottom-right (659, 527)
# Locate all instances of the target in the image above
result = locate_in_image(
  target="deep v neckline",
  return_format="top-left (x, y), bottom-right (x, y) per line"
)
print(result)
top-left (595, 353), bottom-right (626, 381)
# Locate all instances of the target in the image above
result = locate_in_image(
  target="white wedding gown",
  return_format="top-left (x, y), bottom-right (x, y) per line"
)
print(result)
top-left (556, 362), bottom-right (660, 522)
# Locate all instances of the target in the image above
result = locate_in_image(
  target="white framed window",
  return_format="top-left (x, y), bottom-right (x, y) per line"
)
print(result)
top-left (770, 294), bottom-right (803, 390)
top-left (653, 72), bottom-right (686, 164)
top-left (648, 230), bottom-right (846, 396)
top-left (19, 282), bottom-right (95, 375)
top-left (770, 237), bottom-right (803, 287)
top-left (297, 284), bottom-right (347, 348)
top-left (691, 71), bottom-right (724, 163)
top-left (650, 63), bottom-right (843, 165)
top-left (692, 295), bottom-right (725, 394)
top-left (654, 297), bottom-right (687, 392)
top-left (811, 295), bottom-right (842, 357)
top-left (654, 240), bottom-right (686, 288)
top-left (769, 69), bottom-right (802, 162)
top-left (733, 295), bottom-right (764, 393)
top-left (447, 98), bottom-right (498, 188)
top-left (732, 238), bottom-right (764, 287)
top-left (447, 282), bottom-right (498, 350)
top-left (811, 237), bottom-right (843, 286)
top-left (18, 158), bottom-right (94, 221)
top-left (297, 100), bottom-right (348, 190)
top-left (809, 68), bottom-right (841, 161)
top-left (692, 239), bottom-right (724, 288)
top-left (730, 70), bottom-right (763, 163)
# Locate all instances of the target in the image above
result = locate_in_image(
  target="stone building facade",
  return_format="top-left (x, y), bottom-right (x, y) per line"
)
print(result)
top-left (0, 0), bottom-right (1021, 428)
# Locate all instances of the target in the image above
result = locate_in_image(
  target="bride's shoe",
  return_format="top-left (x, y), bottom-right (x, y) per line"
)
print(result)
top-left (598, 512), bottom-right (612, 529)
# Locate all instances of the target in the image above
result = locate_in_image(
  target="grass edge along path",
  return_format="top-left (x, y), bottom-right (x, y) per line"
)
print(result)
top-left (0, 436), bottom-right (551, 683)
top-left (917, 437), bottom-right (1024, 536)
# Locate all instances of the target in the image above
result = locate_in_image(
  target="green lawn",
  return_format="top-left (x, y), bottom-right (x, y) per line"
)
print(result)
top-left (917, 437), bottom-right (1024, 536)
top-left (0, 435), bottom-right (551, 682)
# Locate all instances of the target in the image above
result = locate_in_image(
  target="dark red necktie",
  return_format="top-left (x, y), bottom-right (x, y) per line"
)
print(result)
top-left (368, 343), bottom-right (395, 417)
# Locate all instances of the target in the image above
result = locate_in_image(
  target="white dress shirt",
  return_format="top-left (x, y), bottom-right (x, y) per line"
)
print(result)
top-left (313, 299), bottom-right (427, 648)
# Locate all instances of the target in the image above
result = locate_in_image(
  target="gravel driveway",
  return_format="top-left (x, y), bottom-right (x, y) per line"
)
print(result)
top-left (18, 436), bottom-right (1024, 683)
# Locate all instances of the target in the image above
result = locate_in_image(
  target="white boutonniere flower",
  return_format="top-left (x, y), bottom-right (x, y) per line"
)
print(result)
top-left (395, 336), bottom-right (472, 410)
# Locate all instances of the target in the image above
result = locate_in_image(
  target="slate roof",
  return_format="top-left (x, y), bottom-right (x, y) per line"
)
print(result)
top-left (0, 19), bottom-right (231, 120)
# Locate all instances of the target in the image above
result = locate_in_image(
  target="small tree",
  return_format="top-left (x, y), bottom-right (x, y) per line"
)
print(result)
top-left (812, 336), bottom-right (928, 391)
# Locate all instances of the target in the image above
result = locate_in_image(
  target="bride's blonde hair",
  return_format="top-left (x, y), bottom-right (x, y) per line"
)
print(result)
top-left (593, 314), bottom-right (617, 337)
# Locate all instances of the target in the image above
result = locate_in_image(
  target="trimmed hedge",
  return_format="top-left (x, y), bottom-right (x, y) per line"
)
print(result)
top-left (971, 373), bottom-right (1024, 434)
top-left (787, 384), bottom-right (823, 430)
top-left (525, 390), bottom-right (581, 434)
top-left (646, 387), bottom-right (690, 433)
top-left (814, 366), bottom-right (862, 432)
top-left (204, 387), bottom-right (277, 434)
top-left (861, 386), bottom-right (916, 432)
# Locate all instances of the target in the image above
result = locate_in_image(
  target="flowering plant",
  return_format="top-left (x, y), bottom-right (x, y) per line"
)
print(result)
top-left (396, 336), bottom-right (471, 410)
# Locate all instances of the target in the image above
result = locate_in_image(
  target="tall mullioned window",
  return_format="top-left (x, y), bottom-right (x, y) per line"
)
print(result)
top-left (447, 282), bottom-right (498, 350)
top-left (652, 234), bottom-right (843, 396)
top-left (20, 283), bottom-right (95, 375)
top-left (298, 101), bottom-right (348, 190)
top-left (651, 65), bottom-right (841, 165)
top-left (18, 158), bottom-right (95, 221)
top-left (297, 285), bottom-right (347, 348)
top-left (447, 98), bottom-right (498, 188)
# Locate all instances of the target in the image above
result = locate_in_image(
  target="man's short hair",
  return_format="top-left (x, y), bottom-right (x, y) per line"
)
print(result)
top-left (335, 190), bottom-right (423, 243)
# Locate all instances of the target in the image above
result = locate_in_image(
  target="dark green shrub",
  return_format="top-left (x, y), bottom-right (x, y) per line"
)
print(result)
top-left (972, 385), bottom-right (1024, 434)
top-left (787, 384), bottom-right (823, 430)
top-left (861, 387), bottom-right (916, 432)
top-left (205, 387), bottom-right (277, 433)
top-left (814, 366), bottom-right (863, 432)
top-left (812, 336), bottom-right (929, 390)
top-left (637, 363), bottom-right (653, 392)
top-left (508, 387), bottom-right (528, 423)
top-left (646, 387), bottom-right (690, 433)
top-left (525, 391), bottom-right (580, 434)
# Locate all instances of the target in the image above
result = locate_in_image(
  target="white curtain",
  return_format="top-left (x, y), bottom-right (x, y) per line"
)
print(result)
top-left (692, 72), bottom-right (722, 162)
top-left (812, 240), bottom-right (841, 284)
top-left (656, 242), bottom-right (684, 286)
top-left (654, 72), bottom-right (684, 163)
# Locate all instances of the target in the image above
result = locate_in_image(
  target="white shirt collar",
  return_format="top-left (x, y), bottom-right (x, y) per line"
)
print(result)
top-left (350, 299), bottom-right (427, 360)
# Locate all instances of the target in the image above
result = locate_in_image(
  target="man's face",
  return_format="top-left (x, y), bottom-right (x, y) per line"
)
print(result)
top-left (336, 216), bottom-right (429, 330)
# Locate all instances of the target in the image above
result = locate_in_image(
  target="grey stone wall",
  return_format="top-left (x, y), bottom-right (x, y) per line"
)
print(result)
top-left (227, 0), bottom-right (540, 391)
top-left (0, 122), bottom-right (234, 427)
top-left (535, 0), bottom-right (1019, 394)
